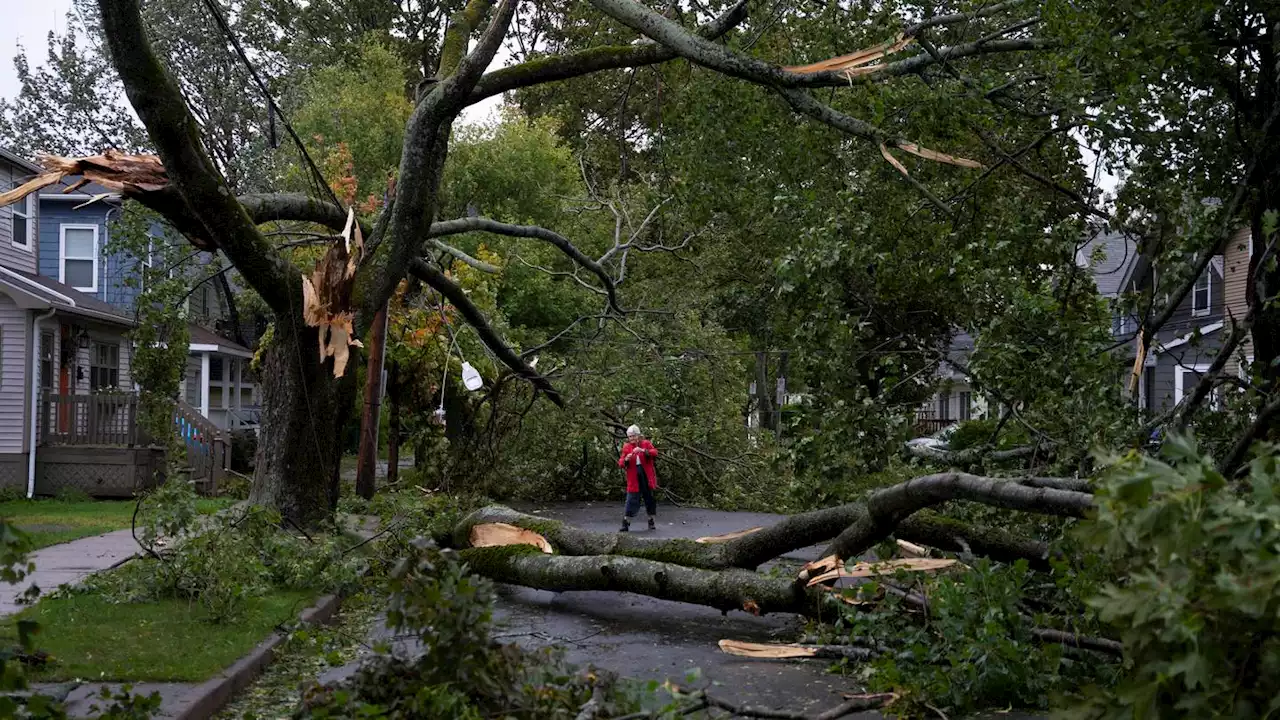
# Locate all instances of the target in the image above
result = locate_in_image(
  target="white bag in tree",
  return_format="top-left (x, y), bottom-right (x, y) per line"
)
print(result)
top-left (461, 361), bottom-right (483, 391)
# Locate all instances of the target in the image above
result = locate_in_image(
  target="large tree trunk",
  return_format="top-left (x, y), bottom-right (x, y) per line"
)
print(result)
top-left (461, 548), bottom-right (841, 618)
top-left (250, 321), bottom-right (344, 527)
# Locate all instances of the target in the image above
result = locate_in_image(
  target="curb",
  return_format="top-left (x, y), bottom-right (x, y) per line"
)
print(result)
top-left (171, 593), bottom-right (342, 720)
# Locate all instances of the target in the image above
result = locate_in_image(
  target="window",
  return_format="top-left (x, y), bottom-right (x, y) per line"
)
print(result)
top-left (60, 225), bottom-right (99, 292)
top-left (1175, 365), bottom-right (1219, 410)
top-left (11, 194), bottom-right (33, 250)
top-left (959, 392), bottom-right (972, 421)
top-left (90, 342), bottom-right (120, 391)
top-left (40, 331), bottom-right (54, 391)
top-left (937, 393), bottom-right (951, 421)
top-left (1192, 270), bottom-right (1212, 317)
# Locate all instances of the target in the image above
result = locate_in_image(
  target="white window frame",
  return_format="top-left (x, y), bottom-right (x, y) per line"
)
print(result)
top-left (59, 224), bottom-right (100, 293)
top-left (11, 194), bottom-right (34, 252)
top-left (1192, 270), bottom-right (1212, 317)
top-left (1174, 363), bottom-right (1214, 407)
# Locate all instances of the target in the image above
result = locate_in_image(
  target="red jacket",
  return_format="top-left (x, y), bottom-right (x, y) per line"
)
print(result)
top-left (618, 440), bottom-right (659, 492)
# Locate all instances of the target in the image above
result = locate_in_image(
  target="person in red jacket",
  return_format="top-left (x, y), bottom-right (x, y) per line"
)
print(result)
top-left (618, 424), bottom-right (659, 531)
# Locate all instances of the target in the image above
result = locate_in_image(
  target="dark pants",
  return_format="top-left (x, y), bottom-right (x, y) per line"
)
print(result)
top-left (624, 467), bottom-right (657, 518)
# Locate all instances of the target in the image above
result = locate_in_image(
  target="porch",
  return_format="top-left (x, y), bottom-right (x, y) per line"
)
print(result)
top-left (36, 392), bottom-right (230, 497)
top-left (184, 324), bottom-right (260, 432)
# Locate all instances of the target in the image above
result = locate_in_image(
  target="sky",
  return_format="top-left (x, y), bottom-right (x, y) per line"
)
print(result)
top-left (1, 0), bottom-right (75, 102)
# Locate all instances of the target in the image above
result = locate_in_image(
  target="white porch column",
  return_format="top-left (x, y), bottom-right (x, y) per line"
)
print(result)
top-left (200, 352), bottom-right (210, 417)
top-left (233, 359), bottom-right (243, 411)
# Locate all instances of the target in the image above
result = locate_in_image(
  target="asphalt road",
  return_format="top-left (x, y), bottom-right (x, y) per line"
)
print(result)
top-left (490, 501), bottom-right (1044, 719)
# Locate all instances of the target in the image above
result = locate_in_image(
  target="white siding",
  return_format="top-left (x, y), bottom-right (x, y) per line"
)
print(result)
top-left (184, 353), bottom-right (202, 407)
top-left (1223, 227), bottom-right (1253, 376)
top-left (0, 159), bottom-right (39, 274)
top-left (0, 293), bottom-right (29, 453)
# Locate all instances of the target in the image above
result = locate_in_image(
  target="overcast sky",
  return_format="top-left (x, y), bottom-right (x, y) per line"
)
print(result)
top-left (1, 0), bottom-right (75, 102)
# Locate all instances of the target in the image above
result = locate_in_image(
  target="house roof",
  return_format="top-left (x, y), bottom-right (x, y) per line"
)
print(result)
top-left (0, 147), bottom-right (45, 177)
top-left (0, 269), bottom-right (135, 327)
top-left (40, 175), bottom-right (121, 202)
top-left (1077, 229), bottom-right (1138, 298)
top-left (188, 323), bottom-right (253, 359)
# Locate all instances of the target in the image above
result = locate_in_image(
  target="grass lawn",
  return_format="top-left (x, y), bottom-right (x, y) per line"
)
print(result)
top-left (4, 591), bottom-right (313, 682)
top-left (0, 497), bottom-right (234, 550)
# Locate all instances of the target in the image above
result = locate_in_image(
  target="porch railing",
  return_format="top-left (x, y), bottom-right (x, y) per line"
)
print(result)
top-left (39, 393), bottom-right (140, 446)
top-left (913, 416), bottom-right (957, 438)
top-left (174, 399), bottom-right (229, 494)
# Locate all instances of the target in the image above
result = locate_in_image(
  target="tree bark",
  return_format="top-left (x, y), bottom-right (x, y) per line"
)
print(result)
top-left (356, 304), bottom-right (389, 499)
top-left (821, 472), bottom-right (1092, 562)
top-left (248, 320), bottom-right (344, 527)
top-left (461, 549), bottom-right (841, 618)
top-left (387, 362), bottom-right (401, 488)
top-left (455, 493), bottom-right (1060, 572)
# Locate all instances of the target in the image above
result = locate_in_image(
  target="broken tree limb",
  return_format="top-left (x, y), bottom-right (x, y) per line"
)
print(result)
top-left (820, 472), bottom-right (1093, 563)
top-left (905, 441), bottom-right (1058, 467)
top-left (459, 548), bottom-right (842, 618)
top-left (427, 216), bottom-right (623, 314)
top-left (894, 511), bottom-right (1052, 569)
top-left (456, 494), bottom-right (1060, 572)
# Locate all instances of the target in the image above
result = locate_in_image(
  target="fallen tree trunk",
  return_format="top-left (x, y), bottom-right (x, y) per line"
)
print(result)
top-left (455, 475), bottom-right (1071, 572)
top-left (906, 442), bottom-right (1058, 467)
top-left (459, 547), bottom-right (844, 618)
top-left (821, 472), bottom-right (1093, 563)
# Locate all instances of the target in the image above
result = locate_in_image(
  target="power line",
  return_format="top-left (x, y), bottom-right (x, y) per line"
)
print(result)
top-left (197, 0), bottom-right (340, 209)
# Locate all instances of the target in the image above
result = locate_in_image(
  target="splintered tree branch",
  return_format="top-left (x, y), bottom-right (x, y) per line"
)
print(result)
top-left (408, 257), bottom-right (563, 406)
top-left (428, 216), bottom-right (623, 312)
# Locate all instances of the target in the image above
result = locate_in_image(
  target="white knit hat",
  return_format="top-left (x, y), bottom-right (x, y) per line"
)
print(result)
top-left (626, 424), bottom-right (641, 436)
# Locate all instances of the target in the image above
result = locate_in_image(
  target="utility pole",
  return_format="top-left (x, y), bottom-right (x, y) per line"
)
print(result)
top-left (355, 302), bottom-right (389, 499)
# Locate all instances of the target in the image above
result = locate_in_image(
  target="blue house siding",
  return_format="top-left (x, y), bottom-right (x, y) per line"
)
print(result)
top-left (37, 197), bottom-right (143, 316)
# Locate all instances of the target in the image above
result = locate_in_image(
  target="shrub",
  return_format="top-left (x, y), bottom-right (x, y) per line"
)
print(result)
top-left (82, 483), bottom-right (364, 622)
top-left (298, 540), bottom-right (650, 719)
top-left (228, 430), bottom-right (258, 475)
top-left (1063, 437), bottom-right (1280, 719)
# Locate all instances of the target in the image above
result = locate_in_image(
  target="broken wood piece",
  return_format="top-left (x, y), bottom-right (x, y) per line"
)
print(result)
top-left (806, 557), bottom-right (960, 586)
top-left (896, 539), bottom-right (928, 557)
top-left (895, 141), bottom-right (984, 169)
top-left (695, 526), bottom-right (763, 544)
top-left (301, 207), bottom-right (366, 378)
top-left (718, 639), bottom-right (817, 659)
top-left (784, 35), bottom-right (913, 75)
top-left (468, 522), bottom-right (553, 554)
top-left (718, 639), bottom-right (878, 662)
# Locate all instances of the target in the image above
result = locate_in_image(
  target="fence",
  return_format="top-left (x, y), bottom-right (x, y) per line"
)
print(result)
top-left (913, 416), bottom-right (957, 438)
top-left (174, 399), bottom-right (229, 494)
top-left (39, 393), bottom-right (140, 446)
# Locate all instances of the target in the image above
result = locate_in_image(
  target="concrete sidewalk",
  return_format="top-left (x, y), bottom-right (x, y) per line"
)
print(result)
top-left (0, 529), bottom-right (138, 616)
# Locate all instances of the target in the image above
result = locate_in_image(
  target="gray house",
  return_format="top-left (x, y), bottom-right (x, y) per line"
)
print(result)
top-left (1079, 226), bottom-right (1245, 412)
top-left (915, 224), bottom-right (1246, 434)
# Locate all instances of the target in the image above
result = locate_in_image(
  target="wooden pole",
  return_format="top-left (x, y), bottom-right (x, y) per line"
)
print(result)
top-left (386, 362), bottom-right (401, 488)
top-left (355, 303), bottom-right (389, 499)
